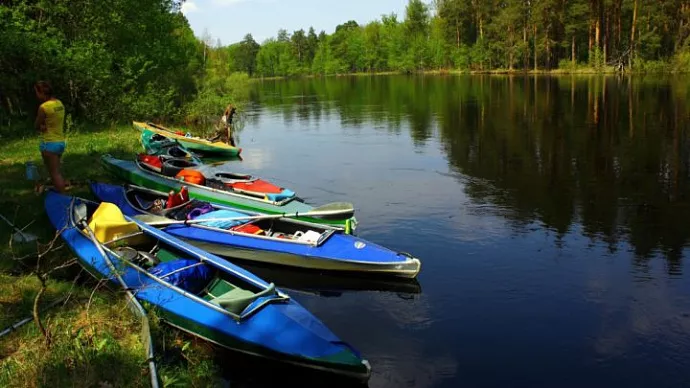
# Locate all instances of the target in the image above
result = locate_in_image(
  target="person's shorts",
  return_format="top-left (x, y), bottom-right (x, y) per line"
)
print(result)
top-left (39, 141), bottom-right (66, 155)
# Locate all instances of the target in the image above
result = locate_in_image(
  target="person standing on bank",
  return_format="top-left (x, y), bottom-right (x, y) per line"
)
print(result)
top-left (34, 81), bottom-right (67, 193)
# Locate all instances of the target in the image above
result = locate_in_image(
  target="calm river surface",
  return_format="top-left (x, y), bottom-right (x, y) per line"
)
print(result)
top-left (218, 75), bottom-right (690, 387)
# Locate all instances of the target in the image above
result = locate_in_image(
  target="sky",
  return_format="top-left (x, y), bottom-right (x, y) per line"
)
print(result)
top-left (181, 0), bottom-right (409, 45)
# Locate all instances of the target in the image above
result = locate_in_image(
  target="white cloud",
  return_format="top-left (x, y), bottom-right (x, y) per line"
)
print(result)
top-left (180, 1), bottom-right (199, 14)
top-left (212, 0), bottom-right (246, 6)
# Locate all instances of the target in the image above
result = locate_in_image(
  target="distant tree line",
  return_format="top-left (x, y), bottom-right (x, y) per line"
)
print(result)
top-left (225, 0), bottom-right (690, 77)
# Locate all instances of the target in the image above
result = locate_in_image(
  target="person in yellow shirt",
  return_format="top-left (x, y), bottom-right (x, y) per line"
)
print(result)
top-left (34, 81), bottom-right (67, 192)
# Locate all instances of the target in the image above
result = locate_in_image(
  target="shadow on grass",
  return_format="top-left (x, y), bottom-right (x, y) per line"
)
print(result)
top-left (0, 127), bottom-right (154, 386)
top-left (0, 294), bottom-right (149, 388)
top-left (0, 145), bottom-right (138, 270)
top-left (37, 348), bottom-right (146, 388)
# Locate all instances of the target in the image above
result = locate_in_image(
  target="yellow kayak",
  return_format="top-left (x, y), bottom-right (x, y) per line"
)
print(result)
top-left (134, 121), bottom-right (242, 157)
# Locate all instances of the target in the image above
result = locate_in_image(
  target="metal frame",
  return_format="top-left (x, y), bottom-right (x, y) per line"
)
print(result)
top-left (122, 184), bottom-right (337, 247)
top-left (68, 198), bottom-right (289, 322)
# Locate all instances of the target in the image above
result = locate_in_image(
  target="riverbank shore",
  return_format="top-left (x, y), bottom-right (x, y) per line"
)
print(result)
top-left (252, 64), bottom-right (690, 81)
top-left (0, 124), bottom-right (220, 387)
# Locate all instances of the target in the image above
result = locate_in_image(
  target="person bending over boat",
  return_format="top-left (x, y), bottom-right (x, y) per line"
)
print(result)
top-left (34, 81), bottom-right (67, 193)
top-left (211, 103), bottom-right (237, 147)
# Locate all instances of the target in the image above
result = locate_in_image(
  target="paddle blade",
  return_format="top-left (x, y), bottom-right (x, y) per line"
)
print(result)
top-left (311, 202), bottom-right (355, 220)
top-left (73, 202), bottom-right (89, 225)
top-left (11, 231), bottom-right (37, 244)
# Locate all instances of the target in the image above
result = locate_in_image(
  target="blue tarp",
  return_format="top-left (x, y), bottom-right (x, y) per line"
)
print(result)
top-left (193, 209), bottom-right (247, 229)
top-left (149, 259), bottom-right (213, 294)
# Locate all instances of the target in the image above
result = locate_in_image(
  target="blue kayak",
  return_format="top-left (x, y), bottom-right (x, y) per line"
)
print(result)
top-left (45, 190), bottom-right (371, 380)
top-left (90, 182), bottom-right (421, 278)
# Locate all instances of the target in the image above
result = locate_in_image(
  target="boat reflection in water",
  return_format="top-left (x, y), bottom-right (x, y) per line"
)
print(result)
top-left (210, 263), bottom-right (420, 387)
top-left (213, 348), bottom-right (371, 388)
top-left (235, 261), bottom-right (422, 298)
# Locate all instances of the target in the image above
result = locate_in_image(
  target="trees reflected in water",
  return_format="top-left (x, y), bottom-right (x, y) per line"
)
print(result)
top-left (254, 75), bottom-right (690, 269)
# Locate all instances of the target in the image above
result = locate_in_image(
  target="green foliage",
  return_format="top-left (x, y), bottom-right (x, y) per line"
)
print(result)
top-left (229, 34), bottom-right (260, 76)
top-left (557, 59), bottom-right (579, 72)
top-left (671, 49), bottom-right (690, 73)
top-left (589, 47), bottom-right (605, 70)
top-left (244, 0), bottom-right (690, 75)
top-left (0, 1), bottom-right (205, 125)
top-left (256, 37), bottom-right (303, 77)
top-left (404, 0), bottom-right (430, 37)
top-left (184, 72), bottom-right (249, 127)
top-left (633, 58), bottom-right (671, 73)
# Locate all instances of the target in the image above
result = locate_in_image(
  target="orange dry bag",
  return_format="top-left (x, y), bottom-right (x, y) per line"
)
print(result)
top-left (176, 169), bottom-right (205, 185)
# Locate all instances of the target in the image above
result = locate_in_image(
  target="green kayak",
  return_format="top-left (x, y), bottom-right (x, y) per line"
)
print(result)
top-left (100, 155), bottom-right (357, 233)
top-left (135, 121), bottom-right (241, 157)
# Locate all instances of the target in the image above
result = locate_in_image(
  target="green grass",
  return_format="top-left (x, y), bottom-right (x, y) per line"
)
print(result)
top-left (0, 123), bottom-right (221, 387)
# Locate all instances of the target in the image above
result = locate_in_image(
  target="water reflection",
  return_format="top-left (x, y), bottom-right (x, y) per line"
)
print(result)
top-left (253, 75), bottom-right (690, 273)
top-left (236, 262), bottom-right (422, 297)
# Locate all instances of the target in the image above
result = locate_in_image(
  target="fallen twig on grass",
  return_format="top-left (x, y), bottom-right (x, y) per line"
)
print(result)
top-left (30, 228), bottom-right (68, 347)
top-left (0, 297), bottom-right (66, 339)
top-left (8, 221), bottom-right (72, 347)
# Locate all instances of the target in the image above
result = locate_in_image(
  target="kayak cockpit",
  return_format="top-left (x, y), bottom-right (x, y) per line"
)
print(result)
top-left (134, 152), bottom-right (296, 204)
top-left (73, 200), bottom-right (286, 318)
top-left (124, 185), bottom-right (337, 246)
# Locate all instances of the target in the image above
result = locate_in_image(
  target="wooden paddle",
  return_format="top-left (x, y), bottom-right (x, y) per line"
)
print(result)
top-left (146, 122), bottom-right (179, 135)
top-left (137, 202), bottom-right (355, 227)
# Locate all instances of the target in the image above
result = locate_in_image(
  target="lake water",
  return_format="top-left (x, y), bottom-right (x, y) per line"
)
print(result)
top-left (217, 75), bottom-right (690, 387)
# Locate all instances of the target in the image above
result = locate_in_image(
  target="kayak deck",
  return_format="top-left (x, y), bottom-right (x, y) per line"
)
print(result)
top-left (90, 182), bottom-right (420, 278)
top-left (101, 155), bottom-right (358, 232)
top-left (135, 121), bottom-right (241, 156)
top-left (45, 192), bottom-right (371, 380)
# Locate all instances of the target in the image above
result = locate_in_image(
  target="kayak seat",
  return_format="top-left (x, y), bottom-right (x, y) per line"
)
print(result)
top-left (88, 202), bottom-right (143, 244)
top-left (203, 278), bottom-right (236, 298)
top-left (154, 248), bottom-right (182, 263)
top-left (208, 282), bottom-right (276, 315)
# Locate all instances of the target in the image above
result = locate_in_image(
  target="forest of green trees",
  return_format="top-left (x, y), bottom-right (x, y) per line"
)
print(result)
top-left (0, 0), bottom-right (247, 127)
top-left (2, 0), bottom-right (690, 126)
top-left (227, 0), bottom-right (690, 77)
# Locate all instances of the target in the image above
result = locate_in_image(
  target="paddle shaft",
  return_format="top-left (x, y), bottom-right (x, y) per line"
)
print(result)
top-left (145, 208), bottom-right (352, 227)
top-left (147, 122), bottom-right (178, 135)
top-left (76, 207), bottom-right (160, 388)
top-left (0, 213), bottom-right (35, 241)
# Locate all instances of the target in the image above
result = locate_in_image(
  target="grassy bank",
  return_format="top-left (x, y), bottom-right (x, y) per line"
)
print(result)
top-left (0, 124), bottom-right (221, 387)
